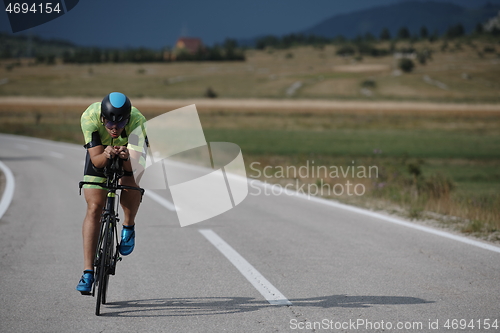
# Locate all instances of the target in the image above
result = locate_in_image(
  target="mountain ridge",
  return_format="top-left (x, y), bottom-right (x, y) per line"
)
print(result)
top-left (301, 1), bottom-right (500, 39)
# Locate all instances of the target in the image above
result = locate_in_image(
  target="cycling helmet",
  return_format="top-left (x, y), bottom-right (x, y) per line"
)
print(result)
top-left (101, 92), bottom-right (131, 122)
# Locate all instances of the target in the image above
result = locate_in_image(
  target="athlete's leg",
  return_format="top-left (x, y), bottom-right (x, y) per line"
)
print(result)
top-left (82, 188), bottom-right (107, 271)
top-left (119, 175), bottom-right (141, 226)
top-left (117, 176), bottom-right (140, 256)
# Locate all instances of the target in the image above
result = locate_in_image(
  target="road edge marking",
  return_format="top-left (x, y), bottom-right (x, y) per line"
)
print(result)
top-left (199, 228), bottom-right (292, 306)
top-left (0, 161), bottom-right (15, 220)
top-left (248, 179), bottom-right (500, 254)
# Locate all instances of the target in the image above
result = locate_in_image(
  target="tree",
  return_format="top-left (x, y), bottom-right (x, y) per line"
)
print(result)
top-left (46, 54), bottom-right (56, 65)
top-left (429, 30), bottom-right (439, 42)
top-left (207, 45), bottom-right (224, 61)
top-left (193, 46), bottom-right (206, 61)
top-left (223, 38), bottom-right (238, 50)
top-left (379, 28), bottom-right (391, 41)
top-left (1, 46), bottom-right (13, 59)
top-left (90, 48), bottom-right (101, 63)
top-left (223, 38), bottom-right (245, 61)
top-left (255, 35), bottom-right (279, 50)
top-left (398, 58), bottom-right (415, 73)
top-left (397, 27), bottom-right (410, 39)
top-left (420, 26), bottom-right (429, 39)
top-left (62, 50), bottom-right (72, 63)
top-left (111, 50), bottom-right (120, 63)
top-left (364, 32), bottom-right (376, 42)
top-left (475, 23), bottom-right (484, 34)
top-left (333, 35), bottom-right (347, 44)
top-left (446, 24), bottom-right (465, 39)
top-left (335, 45), bottom-right (356, 56)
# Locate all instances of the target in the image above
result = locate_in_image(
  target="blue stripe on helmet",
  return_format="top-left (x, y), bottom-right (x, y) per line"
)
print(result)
top-left (109, 92), bottom-right (126, 108)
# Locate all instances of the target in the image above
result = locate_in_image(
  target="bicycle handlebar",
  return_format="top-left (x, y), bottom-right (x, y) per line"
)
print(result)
top-left (104, 156), bottom-right (123, 178)
top-left (79, 156), bottom-right (145, 199)
top-left (78, 181), bottom-right (145, 195)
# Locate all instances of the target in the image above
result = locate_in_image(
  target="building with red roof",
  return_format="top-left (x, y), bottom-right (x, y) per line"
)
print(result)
top-left (175, 37), bottom-right (203, 54)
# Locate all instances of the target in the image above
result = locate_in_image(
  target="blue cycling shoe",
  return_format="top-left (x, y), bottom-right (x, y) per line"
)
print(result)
top-left (119, 226), bottom-right (135, 256)
top-left (76, 271), bottom-right (94, 295)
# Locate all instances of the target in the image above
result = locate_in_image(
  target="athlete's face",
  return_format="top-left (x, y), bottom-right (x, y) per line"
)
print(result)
top-left (103, 117), bottom-right (127, 138)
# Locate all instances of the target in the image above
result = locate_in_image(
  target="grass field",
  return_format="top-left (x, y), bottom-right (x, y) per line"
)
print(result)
top-left (0, 39), bottom-right (499, 240)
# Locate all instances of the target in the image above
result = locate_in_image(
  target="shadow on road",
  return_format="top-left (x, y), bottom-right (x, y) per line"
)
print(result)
top-left (101, 295), bottom-right (433, 317)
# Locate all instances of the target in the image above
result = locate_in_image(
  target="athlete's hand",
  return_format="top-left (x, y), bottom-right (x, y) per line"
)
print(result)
top-left (115, 146), bottom-right (130, 161)
top-left (103, 146), bottom-right (117, 159)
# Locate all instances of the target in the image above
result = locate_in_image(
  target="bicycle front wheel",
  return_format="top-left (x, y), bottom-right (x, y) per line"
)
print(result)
top-left (101, 221), bottom-right (114, 305)
top-left (95, 215), bottom-right (114, 316)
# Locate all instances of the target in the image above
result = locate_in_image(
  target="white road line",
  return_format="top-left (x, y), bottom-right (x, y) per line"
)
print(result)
top-left (0, 161), bottom-right (15, 220)
top-left (49, 151), bottom-right (65, 159)
top-left (199, 229), bottom-right (292, 306)
top-left (144, 190), bottom-right (177, 211)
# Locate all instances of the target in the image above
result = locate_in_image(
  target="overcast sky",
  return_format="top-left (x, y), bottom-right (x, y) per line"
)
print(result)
top-left (1, 0), bottom-right (499, 48)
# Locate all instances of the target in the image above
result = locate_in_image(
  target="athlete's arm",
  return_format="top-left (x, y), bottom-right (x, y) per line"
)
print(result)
top-left (115, 146), bottom-right (133, 172)
top-left (88, 145), bottom-right (117, 169)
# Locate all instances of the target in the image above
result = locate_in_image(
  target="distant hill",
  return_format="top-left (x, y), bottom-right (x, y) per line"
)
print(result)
top-left (300, 1), bottom-right (500, 39)
top-left (0, 32), bottom-right (76, 58)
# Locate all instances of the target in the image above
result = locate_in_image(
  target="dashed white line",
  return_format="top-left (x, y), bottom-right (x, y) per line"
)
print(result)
top-left (0, 161), bottom-right (15, 220)
top-left (199, 228), bottom-right (292, 306)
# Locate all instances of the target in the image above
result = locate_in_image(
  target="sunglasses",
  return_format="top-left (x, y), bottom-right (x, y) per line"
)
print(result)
top-left (104, 118), bottom-right (128, 129)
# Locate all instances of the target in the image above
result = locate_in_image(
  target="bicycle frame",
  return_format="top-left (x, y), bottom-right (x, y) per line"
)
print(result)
top-left (79, 157), bottom-right (145, 316)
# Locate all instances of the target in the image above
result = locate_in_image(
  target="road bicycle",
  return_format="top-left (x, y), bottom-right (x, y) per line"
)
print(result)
top-left (79, 157), bottom-right (144, 316)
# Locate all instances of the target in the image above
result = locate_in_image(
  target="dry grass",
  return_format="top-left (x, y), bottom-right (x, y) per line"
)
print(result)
top-left (1, 39), bottom-right (499, 102)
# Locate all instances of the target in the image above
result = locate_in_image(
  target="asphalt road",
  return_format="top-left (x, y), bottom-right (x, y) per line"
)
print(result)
top-left (0, 133), bottom-right (499, 333)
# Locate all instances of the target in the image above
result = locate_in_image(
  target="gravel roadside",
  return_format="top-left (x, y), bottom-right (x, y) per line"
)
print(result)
top-left (1, 96), bottom-right (500, 113)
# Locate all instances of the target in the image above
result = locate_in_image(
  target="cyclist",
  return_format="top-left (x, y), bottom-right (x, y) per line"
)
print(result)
top-left (76, 92), bottom-right (147, 294)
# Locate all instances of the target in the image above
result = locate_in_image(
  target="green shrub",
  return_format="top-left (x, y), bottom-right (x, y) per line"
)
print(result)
top-left (361, 79), bottom-right (376, 88)
top-left (205, 87), bottom-right (217, 98)
top-left (335, 45), bottom-right (356, 56)
top-left (417, 53), bottom-right (427, 64)
top-left (484, 46), bottom-right (496, 53)
top-left (398, 58), bottom-right (415, 72)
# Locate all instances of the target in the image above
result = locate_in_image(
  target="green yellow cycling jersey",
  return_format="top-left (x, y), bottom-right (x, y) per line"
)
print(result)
top-left (81, 102), bottom-right (148, 188)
